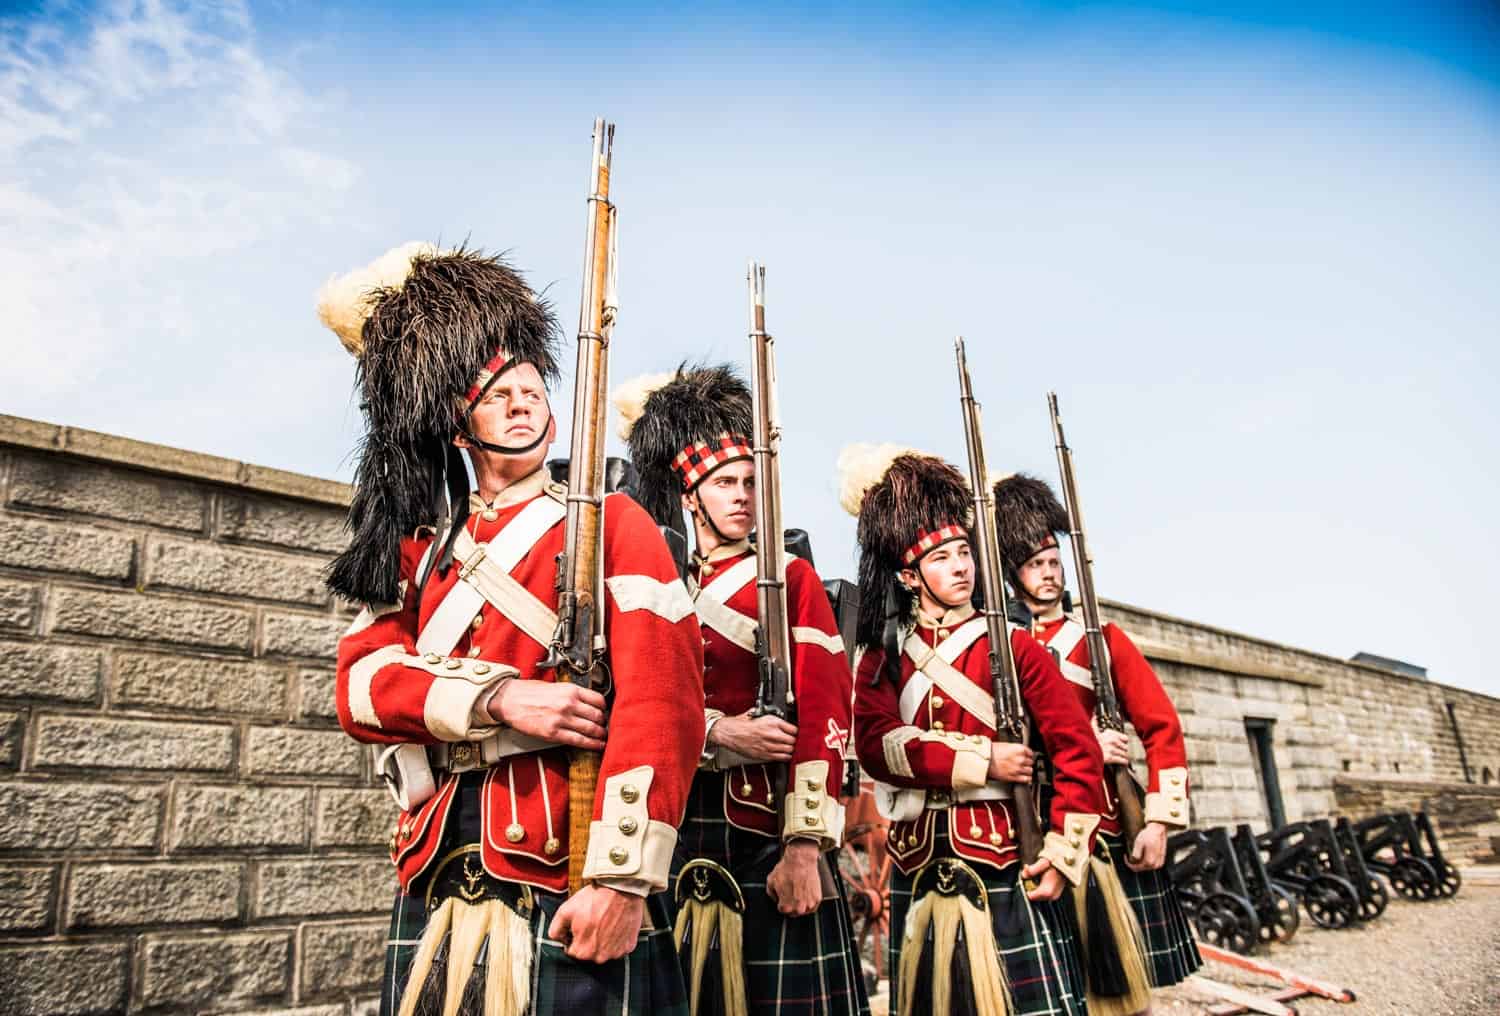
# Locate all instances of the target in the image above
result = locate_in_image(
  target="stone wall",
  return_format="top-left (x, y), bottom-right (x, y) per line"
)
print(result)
top-left (3, 413), bottom-right (1500, 1012)
top-left (0, 416), bottom-right (389, 1016)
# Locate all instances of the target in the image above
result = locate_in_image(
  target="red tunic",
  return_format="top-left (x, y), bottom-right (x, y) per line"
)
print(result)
top-left (853, 607), bottom-right (1105, 882)
top-left (1031, 615), bottom-right (1190, 832)
top-left (335, 470), bottom-right (705, 894)
top-left (692, 544), bottom-right (852, 845)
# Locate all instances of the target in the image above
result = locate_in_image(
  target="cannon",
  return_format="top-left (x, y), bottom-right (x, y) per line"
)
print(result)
top-left (1229, 824), bottom-right (1300, 946)
top-left (1253, 821), bottom-right (1363, 930)
top-left (1353, 811), bottom-right (1461, 901)
top-left (1167, 826), bottom-right (1262, 953)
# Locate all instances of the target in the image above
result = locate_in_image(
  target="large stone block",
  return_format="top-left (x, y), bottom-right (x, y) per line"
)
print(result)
top-left (65, 861), bottom-right (241, 928)
top-left (219, 493), bottom-right (349, 555)
top-left (298, 919), bottom-right (385, 995)
top-left (33, 714), bottom-right (234, 772)
top-left (246, 726), bottom-right (362, 779)
top-left (169, 784), bottom-right (309, 851)
top-left (253, 857), bottom-right (392, 918)
top-left (0, 942), bottom-right (130, 1016)
top-left (0, 641), bottom-right (103, 703)
top-left (8, 452), bottom-right (207, 531)
top-left (146, 537), bottom-right (329, 607)
top-left (0, 516), bottom-right (136, 581)
top-left (113, 650), bottom-right (291, 718)
top-left (0, 577), bottom-right (39, 632)
top-left (0, 780), bottom-right (160, 850)
top-left (263, 611), bottom-right (346, 660)
top-left (138, 930), bottom-right (291, 1008)
top-left (51, 587), bottom-right (255, 652)
top-left (298, 669), bottom-right (338, 722)
top-left (0, 866), bottom-right (55, 933)
top-left (316, 788), bottom-right (393, 847)
top-left (0, 709), bottom-right (22, 768)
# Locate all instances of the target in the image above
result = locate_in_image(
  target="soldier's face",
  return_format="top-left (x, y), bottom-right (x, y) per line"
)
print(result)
top-left (455, 362), bottom-right (555, 472)
top-left (903, 539), bottom-right (974, 609)
top-left (1018, 547), bottom-right (1064, 604)
top-left (686, 459), bottom-right (755, 540)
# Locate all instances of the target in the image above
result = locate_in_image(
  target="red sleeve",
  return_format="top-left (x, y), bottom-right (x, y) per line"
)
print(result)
top-left (1105, 623), bottom-right (1187, 794)
top-left (598, 493), bottom-right (706, 830)
top-left (787, 558), bottom-right (852, 797)
top-left (851, 649), bottom-right (982, 789)
top-left (1012, 629), bottom-right (1106, 830)
top-left (335, 536), bottom-right (508, 745)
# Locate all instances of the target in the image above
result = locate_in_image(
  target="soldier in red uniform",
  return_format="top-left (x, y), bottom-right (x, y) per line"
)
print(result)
top-left (994, 474), bottom-right (1201, 996)
top-left (318, 243), bottom-right (705, 1016)
top-left (841, 444), bottom-right (1105, 1016)
top-left (614, 365), bottom-right (868, 1016)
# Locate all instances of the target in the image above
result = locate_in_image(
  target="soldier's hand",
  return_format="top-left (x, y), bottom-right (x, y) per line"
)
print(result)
top-left (1096, 728), bottom-right (1131, 766)
top-left (548, 884), bottom-right (645, 963)
top-left (988, 743), bottom-right (1036, 783)
top-left (766, 839), bottom-right (823, 917)
top-left (1126, 820), bottom-right (1169, 872)
top-left (1021, 858), bottom-right (1067, 902)
top-left (709, 712), bottom-right (797, 762)
top-left (490, 680), bottom-right (607, 750)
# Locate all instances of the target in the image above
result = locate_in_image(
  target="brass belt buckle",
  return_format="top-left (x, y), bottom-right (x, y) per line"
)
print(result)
top-left (927, 789), bottom-right (953, 809)
top-left (449, 742), bottom-right (478, 769)
top-left (458, 545), bottom-right (487, 581)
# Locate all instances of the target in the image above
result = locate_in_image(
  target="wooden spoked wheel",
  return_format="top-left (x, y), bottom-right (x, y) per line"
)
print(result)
top-left (839, 788), bottom-right (892, 987)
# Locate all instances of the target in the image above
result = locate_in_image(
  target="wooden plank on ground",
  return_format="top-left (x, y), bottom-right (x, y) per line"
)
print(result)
top-left (1207, 987), bottom-right (1306, 1015)
top-left (1196, 941), bottom-right (1357, 1002)
top-left (1184, 975), bottom-right (1298, 1016)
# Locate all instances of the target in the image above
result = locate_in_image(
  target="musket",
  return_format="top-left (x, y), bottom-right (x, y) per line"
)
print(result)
top-left (1048, 391), bottom-right (1147, 847)
top-left (747, 262), bottom-right (795, 824)
top-left (954, 338), bottom-right (1043, 866)
top-left (546, 118), bottom-right (617, 893)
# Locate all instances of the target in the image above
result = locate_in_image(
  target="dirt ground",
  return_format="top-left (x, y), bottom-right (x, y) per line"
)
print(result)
top-left (870, 876), bottom-right (1500, 1015)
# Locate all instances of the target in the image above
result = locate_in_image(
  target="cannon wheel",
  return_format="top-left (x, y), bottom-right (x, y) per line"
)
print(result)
top-left (1255, 884), bottom-right (1300, 944)
top-left (1433, 860), bottom-right (1462, 899)
top-left (1357, 876), bottom-right (1388, 921)
top-left (1387, 857), bottom-right (1438, 901)
top-left (838, 792), bottom-right (891, 989)
top-left (1302, 876), bottom-right (1359, 929)
top-left (1195, 892), bottom-right (1260, 954)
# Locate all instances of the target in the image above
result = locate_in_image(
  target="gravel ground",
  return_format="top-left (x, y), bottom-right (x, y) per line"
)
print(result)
top-left (870, 875), bottom-right (1500, 1015)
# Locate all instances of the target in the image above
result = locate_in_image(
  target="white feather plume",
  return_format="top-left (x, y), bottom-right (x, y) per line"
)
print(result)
top-left (611, 371), bottom-right (679, 440)
top-left (837, 442), bottom-right (917, 517)
top-left (315, 241), bottom-right (438, 357)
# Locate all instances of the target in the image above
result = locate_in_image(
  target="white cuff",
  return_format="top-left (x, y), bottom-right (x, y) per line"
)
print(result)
top-left (782, 760), bottom-right (846, 849)
top-left (581, 765), bottom-right (677, 891)
top-left (1041, 812), bottom-right (1100, 887)
top-left (1144, 766), bottom-right (1190, 828)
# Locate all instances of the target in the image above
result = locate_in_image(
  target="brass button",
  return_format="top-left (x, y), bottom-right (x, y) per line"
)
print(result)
top-left (618, 816), bottom-right (639, 835)
top-left (388, 832), bottom-right (399, 853)
top-left (766, 793), bottom-right (775, 805)
top-left (472, 615), bottom-right (484, 630)
top-left (804, 796), bottom-right (820, 809)
top-left (932, 720), bottom-right (945, 731)
top-left (1070, 820), bottom-right (1084, 834)
top-left (930, 695), bottom-right (945, 709)
top-left (969, 825), bottom-right (982, 837)
top-left (906, 835), bottom-right (918, 848)
top-left (741, 783), bottom-right (753, 795)
top-left (620, 785), bottom-right (640, 804)
top-left (1170, 808), bottom-right (1182, 819)
top-left (989, 833), bottom-right (1003, 846)
top-left (468, 647), bottom-right (482, 658)
top-left (544, 837), bottom-right (561, 855)
top-left (482, 509), bottom-right (498, 521)
top-left (1065, 851), bottom-right (1078, 866)
top-left (424, 653), bottom-right (442, 664)
top-left (444, 658), bottom-right (463, 670)
top-left (609, 846), bottom-right (629, 865)
top-left (805, 779), bottom-right (820, 791)
top-left (804, 815), bottom-right (817, 826)
top-left (1069, 834), bottom-right (1082, 848)
top-left (473, 663), bottom-right (491, 676)
top-left (505, 823), bottom-right (525, 843)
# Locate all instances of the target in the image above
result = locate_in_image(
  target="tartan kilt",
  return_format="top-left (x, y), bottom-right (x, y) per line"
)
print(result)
top-left (1100, 831), bottom-right (1202, 987)
top-left (666, 771), bottom-right (871, 1016)
top-left (379, 772), bottom-right (687, 1016)
top-left (888, 828), bottom-right (1086, 1016)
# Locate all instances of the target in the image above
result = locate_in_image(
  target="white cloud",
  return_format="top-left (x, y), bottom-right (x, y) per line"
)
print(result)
top-left (0, 0), bottom-right (357, 392)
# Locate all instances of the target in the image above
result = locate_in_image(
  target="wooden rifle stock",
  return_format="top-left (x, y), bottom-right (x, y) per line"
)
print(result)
top-left (954, 338), bottom-right (1043, 866)
top-left (1048, 392), bottom-right (1146, 848)
top-left (551, 118), bottom-right (616, 894)
top-left (747, 263), bottom-right (795, 830)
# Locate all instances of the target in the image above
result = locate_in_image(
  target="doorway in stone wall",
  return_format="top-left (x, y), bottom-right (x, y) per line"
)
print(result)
top-left (1245, 717), bottom-right (1287, 828)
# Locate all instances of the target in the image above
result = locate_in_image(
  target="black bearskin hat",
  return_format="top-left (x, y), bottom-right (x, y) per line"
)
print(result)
top-left (838, 444), bottom-right (972, 649)
top-left (317, 242), bottom-right (561, 604)
top-left (992, 473), bottom-right (1069, 584)
top-left (613, 364), bottom-right (753, 532)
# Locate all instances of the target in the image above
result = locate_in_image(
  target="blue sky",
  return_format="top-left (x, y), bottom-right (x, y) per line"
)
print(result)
top-left (2, 1), bottom-right (1497, 698)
